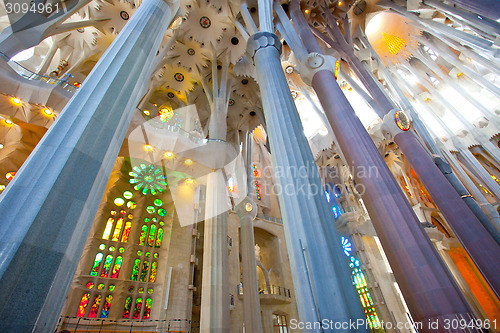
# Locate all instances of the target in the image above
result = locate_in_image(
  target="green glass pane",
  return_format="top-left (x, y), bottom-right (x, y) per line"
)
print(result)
top-left (150, 262), bottom-right (157, 283)
top-left (119, 247), bottom-right (125, 253)
top-left (154, 199), bottom-right (163, 207)
top-left (155, 228), bottom-right (163, 248)
top-left (131, 259), bottom-right (141, 281)
top-left (127, 201), bottom-right (137, 209)
top-left (90, 253), bottom-right (103, 276)
top-left (109, 246), bottom-right (115, 252)
top-left (158, 208), bottom-right (166, 216)
top-left (139, 225), bottom-right (147, 246)
top-left (137, 250), bottom-right (143, 256)
top-left (147, 288), bottom-right (153, 294)
top-left (123, 191), bottom-right (133, 199)
top-left (140, 261), bottom-right (150, 282)
top-left (148, 224), bottom-right (156, 247)
top-left (122, 296), bottom-right (132, 319)
top-left (145, 252), bottom-right (150, 257)
top-left (146, 206), bottom-right (155, 214)
top-left (97, 283), bottom-right (105, 290)
top-left (108, 285), bottom-right (115, 291)
top-left (99, 244), bottom-right (106, 250)
top-left (100, 255), bottom-right (113, 277)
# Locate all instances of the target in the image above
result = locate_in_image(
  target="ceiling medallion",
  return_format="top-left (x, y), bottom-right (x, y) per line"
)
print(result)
top-left (187, 48), bottom-right (196, 56)
top-left (228, 99), bottom-right (235, 106)
top-left (285, 66), bottom-right (294, 74)
top-left (395, 110), bottom-right (410, 131)
top-left (199, 16), bottom-right (211, 29)
top-left (174, 73), bottom-right (185, 82)
top-left (120, 11), bottom-right (130, 20)
top-left (167, 92), bottom-right (175, 98)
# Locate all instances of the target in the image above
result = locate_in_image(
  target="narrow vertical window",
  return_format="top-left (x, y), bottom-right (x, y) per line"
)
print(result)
top-left (90, 253), bottom-right (103, 276)
top-left (148, 224), bottom-right (156, 247)
top-left (122, 296), bottom-right (132, 319)
top-left (100, 255), bottom-right (113, 278)
top-left (121, 222), bottom-right (132, 243)
top-left (89, 295), bottom-right (102, 318)
top-left (133, 298), bottom-right (143, 319)
top-left (139, 225), bottom-right (147, 245)
top-left (102, 218), bottom-right (114, 240)
top-left (111, 256), bottom-right (123, 278)
top-left (149, 262), bottom-right (157, 283)
top-left (112, 217), bottom-right (124, 241)
top-left (131, 259), bottom-right (141, 281)
top-left (143, 298), bottom-right (152, 319)
top-left (155, 228), bottom-right (163, 248)
top-left (77, 293), bottom-right (90, 317)
top-left (101, 295), bottom-right (113, 318)
top-left (140, 261), bottom-right (150, 282)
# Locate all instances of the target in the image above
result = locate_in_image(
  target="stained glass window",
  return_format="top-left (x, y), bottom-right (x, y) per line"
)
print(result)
top-left (100, 255), bottom-right (113, 278)
top-left (148, 225), bottom-right (156, 247)
top-left (127, 201), bottom-right (137, 209)
top-left (143, 298), bottom-right (152, 319)
top-left (155, 228), bottom-right (163, 248)
top-left (140, 261), bottom-right (150, 282)
top-left (111, 256), bottom-right (123, 278)
top-left (139, 225), bottom-right (147, 246)
top-left (133, 298), bottom-right (143, 319)
top-left (131, 259), bottom-right (141, 281)
top-left (158, 208), bottom-right (166, 216)
top-left (150, 262), bottom-right (157, 282)
top-left (154, 199), bottom-right (163, 206)
top-left (89, 295), bottom-right (101, 318)
top-left (114, 198), bottom-right (125, 206)
top-left (86, 282), bottom-right (94, 289)
top-left (146, 206), bottom-right (155, 214)
top-left (129, 164), bottom-right (167, 195)
top-left (121, 222), bottom-right (132, 242)
top-left (254, 181), bottom-right (261, 200)
top-left (123, 296), bottom-right (132, 319)
top-left (103, 218), bottom-right (114, 240)
top-left (90, 253), bottom-right (103, 276)
top-left (77, 293), bottom-right (90, 317)
top-left (101, 295), bottom-right (113, 318)
top-left (123, 191), bottom-right (133, 199)
top-left (112, 217), bottom-right (124, 241)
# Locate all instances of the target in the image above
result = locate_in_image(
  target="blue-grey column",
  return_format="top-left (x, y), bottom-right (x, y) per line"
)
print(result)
top-left (248, 32), bottom-right (367, 331)
top-left (0, 0), bottom-right (178, 331)
top-left (443, 0), bottom-right (500, 21)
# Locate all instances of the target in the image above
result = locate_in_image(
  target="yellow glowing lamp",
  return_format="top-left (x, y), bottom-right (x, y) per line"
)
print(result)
top-left (184, 159), bottom-right (193, 166)
top-left (395, 110), bottom-right (411, 131)
top-left (334, 60), bottom-right (340, 80)
top-left (145, 144), bottom-right (154, 152)
top-left (11, 97), bottom-right (21, 105)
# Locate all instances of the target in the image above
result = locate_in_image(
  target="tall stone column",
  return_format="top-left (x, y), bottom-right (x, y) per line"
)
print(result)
top-left (200, 169), bottom-right (230, 333)
top-left (234, 132), bottom-right (263, 333)
top-left (286, 3), bottom-right (482, 328)
top-left (0, 0), bottom-right (179, 331)
top-left (248, 32), bottom-right (368, 331)
top-left (444, 0), bottom-right (500, 22)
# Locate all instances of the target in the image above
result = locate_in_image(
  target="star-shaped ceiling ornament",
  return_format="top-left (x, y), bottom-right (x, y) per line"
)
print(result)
top-left (183, 0), bottom-right (231, 46)
top-left (156, 64), bottom-right (196, 94)
top-left (170, 39), bottom-right (209, 71)
top-left (217, 26), bottom-right (247, 65)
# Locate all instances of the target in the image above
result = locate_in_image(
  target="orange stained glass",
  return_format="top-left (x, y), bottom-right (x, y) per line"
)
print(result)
top-left (77, 293), bottom-right (90, 317)
top-left (112, 217), bottom-right (124, 241)
top-left (121, 222), bottom-right (132, 242)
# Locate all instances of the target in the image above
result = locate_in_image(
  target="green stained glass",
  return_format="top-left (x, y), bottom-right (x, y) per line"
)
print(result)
top-left (98, 283), bottom-right (105, 290)
top-left (109, 285), bottom-right (115, 291)
top-left (131, 259), bottom-right (141, 281)
top-left (158, 208), bottom-right (166, 216)
top-left (153, 253), bottom-right (159, 258)
top-left (144, 218), bottom-right (150, 223)
top-left (146, 206), bottom-right (155, 214)
top-left (123, 191), bottom-right (133, 199)
top-left (122, 296), bottom-right (132, 318)
top-left (139, 225), bottom-right (147, 246)
top-left (148, 224), bottom-right (156, 247)
top-left (109, 246), bottom-right (115, 252)
top-left (147, 288), bottom-right (153, 294)
top-left (145, 252), bottom-right (150, 257)
top-left (154, 199), bottom-right (163, 206)
top-left (121, 222), bottom-right (132, 243)
top-left (137, 250), bottom-right (143, 256)
top-left (99, 244), bottom-right (106, 250)
top-left (155, 228), bottom-right (163, 248)
top-left (159, 221), bottom-right (164, 226)
top-left (90, 253), bottom-right (103, 276)
top-left (150, 262), bottom-right (157, 282)
top-left (152, 218), bottom-right (158, 223)
top-left (111, 256), bottom-right (122, 278)
top-left (127, 201), bottom-right (137, 209)
top-left (143, 298), bottom-right (152, 319)
top-left (100, 255), bottom-right (113, 277)
top-left (140, 261), bottom-right (150, 282)
top-left (138, 287), bottom-right (144, 294)
top-left (129, 164), bottom-right (167, 196)
top-left (119, 247), bottom-right (124, 253)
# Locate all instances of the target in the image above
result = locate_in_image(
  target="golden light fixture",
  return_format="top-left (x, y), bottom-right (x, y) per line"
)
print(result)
top-left (245, 202), bottom-right (253, 212)
top-left (145, 144), bottom-right (153, 152)
top-left (11, 97), bottom-right (21, 105)
top-left (3, 119), bottom-right (13, 126)
top-left (184, 159), bottom-right (193, 166)
top-left (0, 143), bottom-right (4, 149)
top-left (42, 109), bottom-right (53, 116)
top-left (164, 151), bottom-right (174, 158)
top-left (143, 110), bottom-right (150, 116)
top-left (304, 9), bottom-right (310, 14)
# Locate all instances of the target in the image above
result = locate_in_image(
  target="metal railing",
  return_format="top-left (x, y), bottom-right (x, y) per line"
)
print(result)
top-left (54, 316), bottom-right (200, 333)
top-left (1, 52), bottom-right (78, 94)
top-left (256, 213), bottom-right (283, 225)
top-left (237, 284), bottom-right (292, 298)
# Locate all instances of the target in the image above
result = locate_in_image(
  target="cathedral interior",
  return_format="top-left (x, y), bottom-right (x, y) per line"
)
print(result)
top-left (0, 0), bottom-right (499, 332)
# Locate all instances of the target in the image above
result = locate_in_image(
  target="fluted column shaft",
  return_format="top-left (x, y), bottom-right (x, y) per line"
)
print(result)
top-left (0, 0), bottom-right (177, 331)
top-left (249, 32), bottom-right (367, 332)
top-left (445, 0), bottom-right (500, 21)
